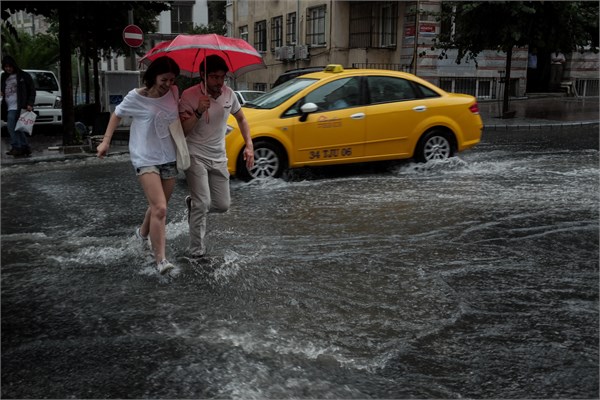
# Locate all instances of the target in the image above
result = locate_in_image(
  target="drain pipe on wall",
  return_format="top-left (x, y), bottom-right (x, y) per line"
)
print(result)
top-left (413, 0), bottom-right (420, 76)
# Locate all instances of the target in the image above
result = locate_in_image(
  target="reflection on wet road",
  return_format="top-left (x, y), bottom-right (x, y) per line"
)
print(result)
top-left (1, 126), bottom-right (598, 398)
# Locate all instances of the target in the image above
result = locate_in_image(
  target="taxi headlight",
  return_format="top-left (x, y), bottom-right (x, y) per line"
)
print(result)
top-left (54, 96), bottom-right (62, 109)
top-left (226, 124), bottom-right (234, 135)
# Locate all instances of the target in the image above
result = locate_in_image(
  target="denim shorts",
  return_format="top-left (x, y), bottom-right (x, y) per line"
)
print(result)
top-left (136, 162), bottom-right (178, 179)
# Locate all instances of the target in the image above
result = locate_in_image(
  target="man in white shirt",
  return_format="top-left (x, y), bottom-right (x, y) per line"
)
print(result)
top-left (1, 56), bottom-right (35, 156)
top-left (527, 48), bottom-right (539, 92)
top-left (179, 55), bottom-right (254, 258)
top-left (549, 50), bottom-right (566, 92)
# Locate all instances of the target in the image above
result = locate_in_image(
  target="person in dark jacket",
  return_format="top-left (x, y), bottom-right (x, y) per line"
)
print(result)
top-left (1, 55), bottom-right (35, 156)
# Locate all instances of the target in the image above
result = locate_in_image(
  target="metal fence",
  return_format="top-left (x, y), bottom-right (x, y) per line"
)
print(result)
top-left (438, 77), bottom-right (521, 99)
top-left (440, 77), bottom-right (493, 99)
top-left (575, 79), bottom-right (599, 97)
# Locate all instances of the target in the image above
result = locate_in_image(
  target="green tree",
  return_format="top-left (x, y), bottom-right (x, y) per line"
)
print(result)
top-left (1, 1), bottom-right (170, 145)
top-left (434, 1), bottom-right (599, 117)
top-left (1, 24), bottom-right (60, 70)
top-left (207, 0), bottom-right (226, 34)
top-left (62, 2), bottom-right (170, 106)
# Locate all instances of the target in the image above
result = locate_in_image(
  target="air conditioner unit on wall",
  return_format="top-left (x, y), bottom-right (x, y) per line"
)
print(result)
top-left (275, 46), bottom-right (294, 61)
top-left (295, 45), bottom-right (309, 60)
top-left (283, 46), bottom-right (294, 60)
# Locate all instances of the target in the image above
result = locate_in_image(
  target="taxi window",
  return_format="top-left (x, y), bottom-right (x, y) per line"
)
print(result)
top-left (245, 78), bottom-right (316, 110)
top-left (306, 77), bottom-right (361, 112)
top-left (368, 76), bottom-right (418, 104)
top-left (417, 83), bottom-right (441, 98)
top-left (282, 77), bottom-right (361, 117)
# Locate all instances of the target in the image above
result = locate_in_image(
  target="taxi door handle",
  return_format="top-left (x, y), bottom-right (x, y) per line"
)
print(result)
top-left (412, 105), bottom-right (427, 112)
top-left (351, 113), bottom-right (366, 119)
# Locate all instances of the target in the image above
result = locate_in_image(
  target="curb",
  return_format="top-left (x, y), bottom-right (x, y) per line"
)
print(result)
top-left (2, 121), bottom-right (597, 166)
top-left (1, 149), bottom-right (129, 167)
top-left (484, 120), bottom-right (599, 131)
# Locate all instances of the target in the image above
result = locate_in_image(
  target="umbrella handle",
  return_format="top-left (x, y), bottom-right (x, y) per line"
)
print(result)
top-left (199, 82), bottom-right (210, 124)
top-left (201, 50), bottom-right (209, 124)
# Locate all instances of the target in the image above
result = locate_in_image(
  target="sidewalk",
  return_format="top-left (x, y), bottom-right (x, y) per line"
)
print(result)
top-left (1, 95), bottom-right (598, 166)
top-left (479, 95), bottom-right (599, 130)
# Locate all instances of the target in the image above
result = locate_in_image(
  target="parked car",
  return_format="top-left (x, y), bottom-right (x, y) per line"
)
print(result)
top-left (234, 90), bottom-right (265, 105)
top-left (24, 70), bottom-right (63, 126)
top-left (272, 66), bottom-right (326, 88)
top-left (226, 65), bottom-right (483, 181)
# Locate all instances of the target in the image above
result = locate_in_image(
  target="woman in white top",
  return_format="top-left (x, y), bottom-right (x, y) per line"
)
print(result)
top-left (96, 56), bottom-right (180, 275)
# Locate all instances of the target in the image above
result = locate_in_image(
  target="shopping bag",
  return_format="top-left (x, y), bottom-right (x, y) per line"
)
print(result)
top-left (15, 109), bottom-right (36, 136)
top-left (168, 86), bottom-right (190, 171)
top-left (169, 118), bottom-right (190, 171)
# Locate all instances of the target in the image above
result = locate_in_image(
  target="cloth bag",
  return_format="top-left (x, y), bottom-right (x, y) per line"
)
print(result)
top-left (168, 86), bottom-right (190, 171)
top-left (169, 117), bottom-right (190, 171)
top-left (15, 109), bottom-right (37, 136)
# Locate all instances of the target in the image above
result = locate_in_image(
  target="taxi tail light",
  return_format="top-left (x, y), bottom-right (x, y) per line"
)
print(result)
top-left (469, 103), bottom-right (480, 115)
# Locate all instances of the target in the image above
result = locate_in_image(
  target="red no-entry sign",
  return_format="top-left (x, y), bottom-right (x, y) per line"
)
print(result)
top-left (123, 24), bottom-right (144, 48)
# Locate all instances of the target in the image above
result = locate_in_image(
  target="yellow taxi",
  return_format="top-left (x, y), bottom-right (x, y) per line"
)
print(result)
top-left (226, 65), bottom-right (483, 180)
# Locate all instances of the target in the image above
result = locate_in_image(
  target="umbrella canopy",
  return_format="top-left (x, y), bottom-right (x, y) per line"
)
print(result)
top-left (139, 34), bottom-right (266, 78)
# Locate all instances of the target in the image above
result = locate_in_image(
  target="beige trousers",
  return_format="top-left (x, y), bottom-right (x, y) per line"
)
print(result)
top-left (184, 156), bottom-right (230, 256)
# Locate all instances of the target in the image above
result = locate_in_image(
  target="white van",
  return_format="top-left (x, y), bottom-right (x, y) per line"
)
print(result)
top-left (1, 69), bottom-right (63, 128)
top-left (25, 69), bottom-right (62, 126)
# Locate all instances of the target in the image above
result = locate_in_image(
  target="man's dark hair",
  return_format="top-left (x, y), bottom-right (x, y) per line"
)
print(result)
top-left (1, 55), bottom-right (19, 71)
top-left (142, 56), bottom-right (180, 88)
top-left (199, 55), bottom-right (229, 76)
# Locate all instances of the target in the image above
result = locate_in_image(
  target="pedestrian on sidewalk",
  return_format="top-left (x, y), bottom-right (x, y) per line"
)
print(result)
top-left (527, 47), bottom-right (539, 92)
top-left (549, 49), bottom-right (566, 92)
top-left (96, 56), bottom-right (181, 275)
top-left (178, 55), bottom-right (254, 258)
top-left (1, 55), bottom-right (35, 157)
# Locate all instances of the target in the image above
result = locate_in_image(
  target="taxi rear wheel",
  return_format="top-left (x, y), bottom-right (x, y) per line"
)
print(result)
top-left (237, 140), bottom-right (286, 181)
top-left (415, 130), bottom-right (454, 162)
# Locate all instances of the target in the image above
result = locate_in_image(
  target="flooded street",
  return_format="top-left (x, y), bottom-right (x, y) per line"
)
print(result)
top-left (2, 126), bottom-right (598, 399)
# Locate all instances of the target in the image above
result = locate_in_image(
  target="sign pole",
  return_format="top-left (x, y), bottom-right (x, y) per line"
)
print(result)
top-left (128, 10), bottom-right (136, 71)
top-left (123, 21), bottom-right (144, 72)
top-left (413, 1), bottom-right (420, 76)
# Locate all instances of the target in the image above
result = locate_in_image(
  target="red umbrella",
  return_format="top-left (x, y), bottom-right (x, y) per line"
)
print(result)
top-left (141, 39), bottom-right (172, 60)
top-left (139, 34), bottom-right (266, 78)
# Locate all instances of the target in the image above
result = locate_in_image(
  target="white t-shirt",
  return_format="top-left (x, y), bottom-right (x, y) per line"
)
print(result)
top-left (4, 74), bottom-right (18, 111)
top-left (551, 52), bottom-right (566, 65)
top-left (179, 83), bottom-right (241, 162)
top-left (115, 86), bottom-right (178, 169)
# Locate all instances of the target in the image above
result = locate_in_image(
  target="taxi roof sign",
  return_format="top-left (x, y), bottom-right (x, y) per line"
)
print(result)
top-left (324, 64), bottom-right (344, 73)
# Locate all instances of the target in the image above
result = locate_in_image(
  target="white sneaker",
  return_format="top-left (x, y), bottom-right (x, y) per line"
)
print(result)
top-left (157, 259), bottom-right (175, 275)
top-left (135, 227), bottom-right (152, 250)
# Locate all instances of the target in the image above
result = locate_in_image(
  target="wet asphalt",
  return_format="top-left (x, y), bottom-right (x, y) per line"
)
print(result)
top-left (0, 95), bottom-right (597, 166)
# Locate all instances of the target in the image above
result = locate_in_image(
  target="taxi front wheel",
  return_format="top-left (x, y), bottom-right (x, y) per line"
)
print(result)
top-left (237, 140), bottom-right (286, 181)
top-left (415, 130), bottom-right (454, 162)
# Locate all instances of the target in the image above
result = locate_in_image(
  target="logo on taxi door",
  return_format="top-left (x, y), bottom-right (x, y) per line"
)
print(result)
top-left (317, 115), bottom-right (342, 128)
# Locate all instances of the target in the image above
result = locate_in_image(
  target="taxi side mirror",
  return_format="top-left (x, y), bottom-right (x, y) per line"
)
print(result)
top-left (299, 102), bottom-right (318, 122)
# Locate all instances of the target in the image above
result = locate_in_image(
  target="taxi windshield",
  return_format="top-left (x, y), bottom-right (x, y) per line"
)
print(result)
top-left (243, 78), bottom-right (317, 109)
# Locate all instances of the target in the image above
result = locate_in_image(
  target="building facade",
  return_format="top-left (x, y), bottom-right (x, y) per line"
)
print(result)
top-left (227, 0), bottom-right (599, 98)
top-left (4, 11), bottom-right (51, 36)
top-left (5, 1), bottom-right (598, 99)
